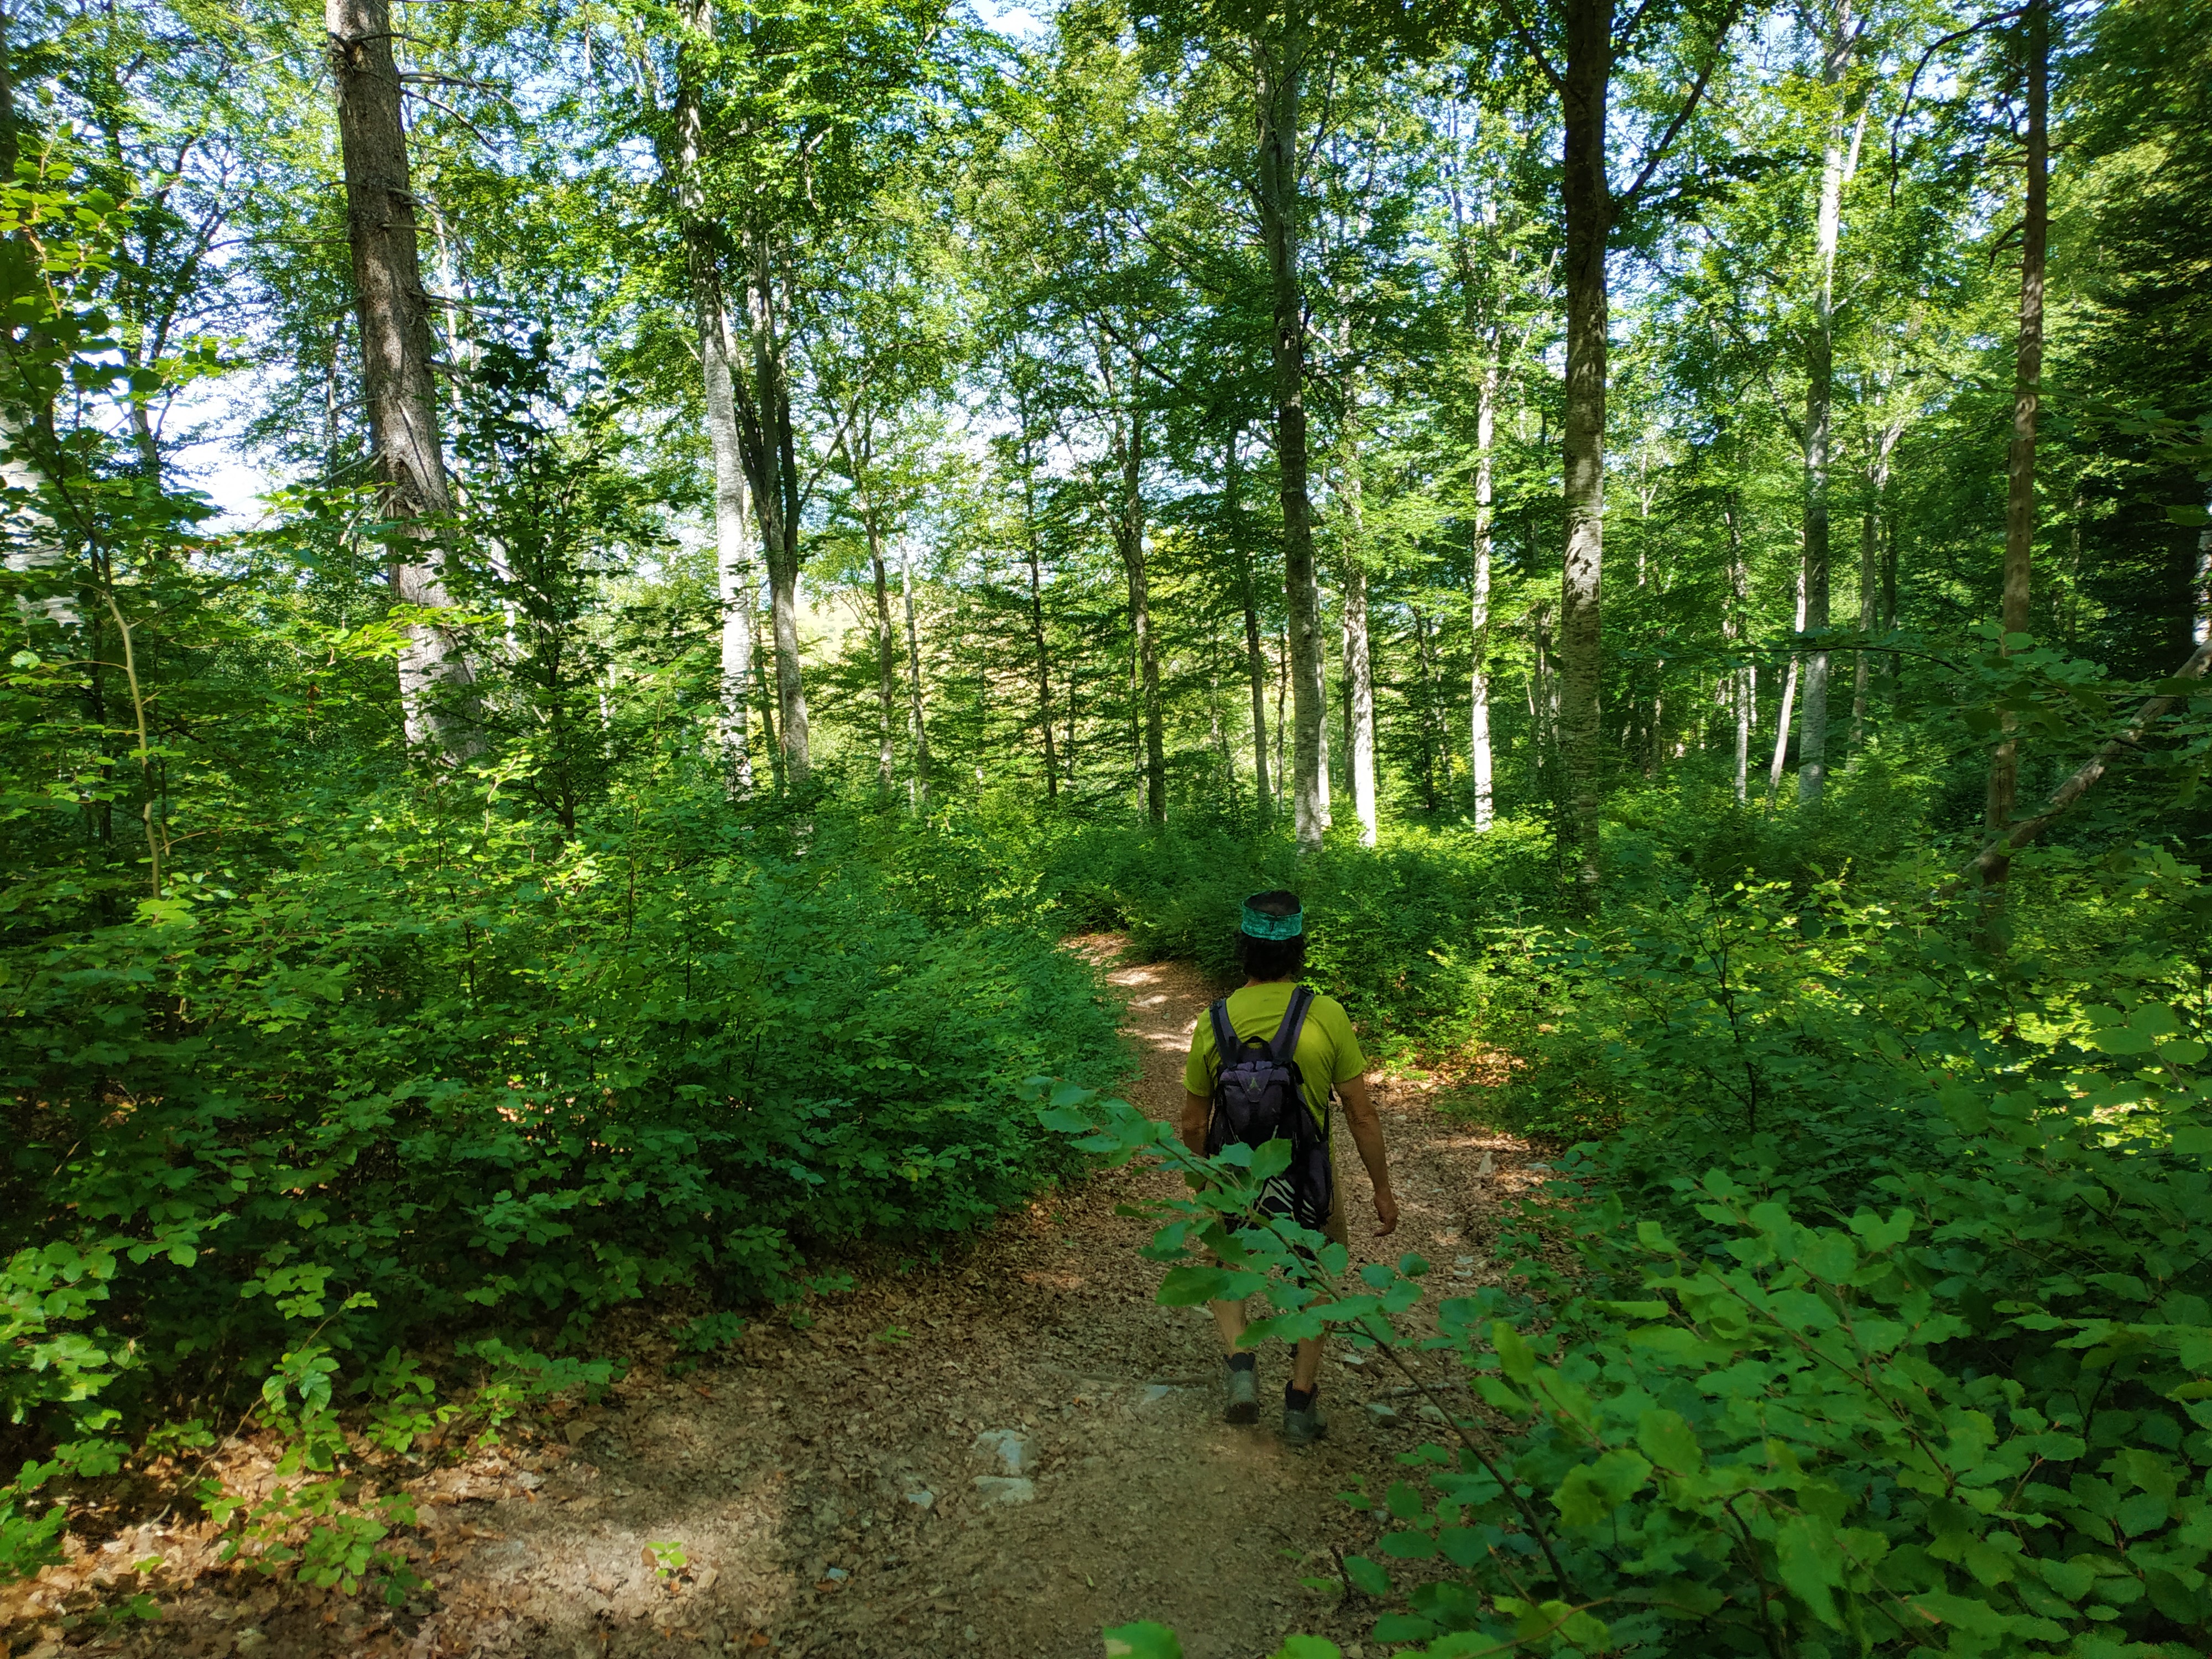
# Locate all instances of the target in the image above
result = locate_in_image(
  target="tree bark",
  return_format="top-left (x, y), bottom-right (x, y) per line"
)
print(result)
top-left (1768, 559), bottom-right (1807, 806)
top-left (1229, 426), bottom-right (1271, 820)
top-left (1557, 0), bottom-right (1611, 891)
top-left (1022, 453), bottom-right (1059, 798)
top-left (326, 0), bottom-right (482, 763)
top-left (867, 507), bottom-right (898, 795)
top-left (1725, 490), bottom-right (1751, 804)
top-left (900, 538), bottom-right (930, 809)
top-left (1470, 352), bottom-right (1498, 831)
top-left (1852, 497), bottom-right (1876, 750)
top-left (740, 221), bottom-right (808, 783)
top-left (1797, 9), bottom-right (1865, 805)
top-left (670, 0), bottom-right (754, 797)
top-left (1337, 436), bottom-right (1378, 847)
top-left (1983, 0), bottom-right (2047, 892)
top-left (1255, 25), bottom-right (1326, 850)
top-left (1114, 382), bottom-right (1165, 823)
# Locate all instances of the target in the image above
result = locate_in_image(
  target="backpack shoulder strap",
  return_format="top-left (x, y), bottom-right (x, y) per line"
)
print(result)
top-left (1207, 998), bottom-right (1240, 1082)
top-left (1270, 984), bottom-right (1317, 1065)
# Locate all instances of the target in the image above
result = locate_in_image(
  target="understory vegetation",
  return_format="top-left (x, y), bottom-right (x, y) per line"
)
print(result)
top-left (5, 0), bottom-right (2212, 1646)
top-left (1057, 816), bottom-right (2212, 1658)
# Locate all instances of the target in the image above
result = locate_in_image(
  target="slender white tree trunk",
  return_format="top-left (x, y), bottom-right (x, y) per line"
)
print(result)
top-left (1337, 434), bottom-right (1378, 846)
top-left (900, 539), bottom-right (931, 810)
top-left (1725, 492), bottom-right (1751, 804)
top-left (1768, 561), bottom-right (1807, 805)
top-left (1470, 353), bottom-right (1498, 830)
top-left (1797, 12), bottom-right (1866, 805)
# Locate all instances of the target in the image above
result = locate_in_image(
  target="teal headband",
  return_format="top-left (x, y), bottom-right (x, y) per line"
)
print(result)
top-left (1240, 901), bottom-right (1303, 941)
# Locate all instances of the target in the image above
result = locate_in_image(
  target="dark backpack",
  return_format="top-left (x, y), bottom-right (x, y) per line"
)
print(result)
top-left (1204, 986), bottom-right (1333, 1232)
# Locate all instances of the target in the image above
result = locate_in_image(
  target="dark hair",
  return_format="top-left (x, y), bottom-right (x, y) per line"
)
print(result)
top-left (1235, 889), bottom-right (1308, 982)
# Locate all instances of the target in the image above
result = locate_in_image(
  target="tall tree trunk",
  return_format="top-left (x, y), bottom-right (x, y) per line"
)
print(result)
top-left (1023, 461), bottom-right (1059, 799)
top-left (1255, 25), bottom-right (1326, 850)
top-left (1337, 436), bottom-right (1378, 847)
top-left (1983, 0), bottom-right (2047, 896)
top-left (326, 0), bottom-right (482, 762)
top-left (1275, 618), bottom-right (1289, 815)
top-left (1411, 603), bottom-right (1448, 809)
top-left (1557, 0), bottom-right (1613, 891)
top-left (1851, 495), bottom-right (1876, 751)
top-left (1115, 389), bottom-right (1165, 823)
top-left (742, 221), bottom-right (808, 783)
top-left (899, 538), bottom-right (931, 810)
top-left (1532, 601), bottom-right (1558, 807)
top-left (1229, 427), bottom-right (1271, 820)
top-left (1340, 560), bottom-right (1377, 845)
top-left (1798, 7), bottom-right (1864, 805)
top-left (1768, 559), bottom-right (1807, 806)
top-left (670, 0), bottom-right (754, 797)
top-left (1725, 490), bottom-right (1751, 804)
top-left (867, 511), bottom-right (898, 795)
top-left (1470, 351), bottom-right (1498, 831)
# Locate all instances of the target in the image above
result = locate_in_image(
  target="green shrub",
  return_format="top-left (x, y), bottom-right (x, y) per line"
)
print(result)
top-left (1044, 934), bottom-right (2212, 1656)
top-left (0, 790), bottom-right (1123, 1501)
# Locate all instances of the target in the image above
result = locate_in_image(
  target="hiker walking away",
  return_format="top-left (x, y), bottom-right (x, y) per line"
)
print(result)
top-left (1180, 890), bottom-right (1398, 1444)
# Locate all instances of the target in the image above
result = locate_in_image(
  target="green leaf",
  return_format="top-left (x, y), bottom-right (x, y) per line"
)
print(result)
top-left (1379, 1530), bottom-right (1440, 1559)
top-left (1636, 1408), bottom-right (1703, 1474)
top-left (1342, 1554), bottom-right (1392, 1597)
top-left (1039, 1105), bottom-right (1098, 1133)
top-left (1552, 1449), bottom-right (1651, 1525)
top-left (1491, 1321), bottom-right (1535, 1384)
top-left (1369, 1614), bottom-right (1436, 1641)
top-left (1103, 1623), bottom-right (1183, 1659)
top-left (1776, 1515), bottom-right (1845, 1627)
top-left (1906, 1592), bottom-right (2006, 1636)
top-left (1156, 1264), bottom-right (1261, 1307)
top-left (1248, 1138), bottom-right (1293, 1181)
top-left (1265, 1639), bottom-right (1342, 1659)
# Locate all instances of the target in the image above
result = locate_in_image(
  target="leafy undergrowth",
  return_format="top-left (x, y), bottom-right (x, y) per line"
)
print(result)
top-left (1, 794), bottom-right (1123, 1597)
top-left (1057, 842), bottom-right (2212, 1658)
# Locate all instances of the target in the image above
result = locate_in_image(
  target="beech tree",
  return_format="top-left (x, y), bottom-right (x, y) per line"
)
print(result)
top-left (1498, 0), bottom-right (1740, 889)
top-left (325, 0), bottom-right (483, 761)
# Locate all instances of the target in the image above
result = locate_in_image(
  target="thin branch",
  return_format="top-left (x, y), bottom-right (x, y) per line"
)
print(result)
top-left (1947, 637), bottom-right (2212, 893)
top-left (1494, 0), bottom-right (1566, 97)
top-left (1887, 9), bottom-right (2026, 204)
top-left (1620, 4), bottom-right (1745, 212)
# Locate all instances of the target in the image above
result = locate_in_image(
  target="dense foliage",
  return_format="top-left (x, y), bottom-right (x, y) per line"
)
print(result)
top-left (3, 0), bottom-right (2212, 1642)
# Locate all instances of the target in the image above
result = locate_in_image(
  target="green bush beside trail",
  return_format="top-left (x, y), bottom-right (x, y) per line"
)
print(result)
top-left (2, 790), bottom-right (1121, 1573)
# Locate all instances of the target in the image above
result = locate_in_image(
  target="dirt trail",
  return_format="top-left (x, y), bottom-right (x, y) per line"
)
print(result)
top-left (39, 940), bottom-right (1546, 1659)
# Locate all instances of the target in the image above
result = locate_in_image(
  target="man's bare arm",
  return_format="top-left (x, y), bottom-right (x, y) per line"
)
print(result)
top-left (1338, 1074), bottom-right (1399, 1236)
top-left (1181, 1089), bottom-right (1212, 1155)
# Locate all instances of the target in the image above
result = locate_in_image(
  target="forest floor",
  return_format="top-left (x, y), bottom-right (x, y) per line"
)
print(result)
top-left (8, 937), bottom-right (1548, 1659)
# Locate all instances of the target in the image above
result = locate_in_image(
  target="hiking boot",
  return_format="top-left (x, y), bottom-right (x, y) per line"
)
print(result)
top-left (1283, 1387), bottom-right (1327, 1445)
top-left (1223, 1361), bottom-right (1260, 1425)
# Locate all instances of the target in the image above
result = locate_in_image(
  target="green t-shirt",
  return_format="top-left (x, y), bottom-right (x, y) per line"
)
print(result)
top-left (1183, 981), bottom-right (1367, 1133)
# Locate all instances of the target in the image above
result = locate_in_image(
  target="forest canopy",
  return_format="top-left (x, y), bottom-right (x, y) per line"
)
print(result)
top-left (3, 0), bottom-right (2211, 1649)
